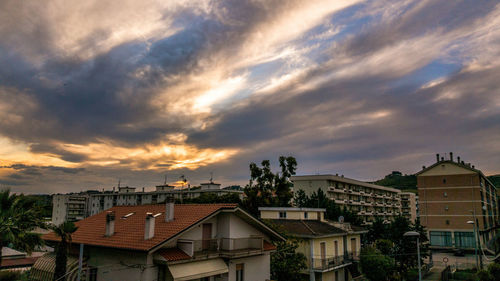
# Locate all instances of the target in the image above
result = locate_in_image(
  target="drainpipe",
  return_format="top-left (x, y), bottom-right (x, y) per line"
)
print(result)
top-left (310, 240), bottom-right (315, 281)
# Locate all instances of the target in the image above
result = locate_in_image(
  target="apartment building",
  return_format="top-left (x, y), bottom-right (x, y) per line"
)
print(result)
top-left (52, 183), bottom-right (243, 224)
top-left (417, 153), bottom-right (499, 250)
top-left (291, 175), bottom-right (403, 224)
top-left (41, 203), bottom-right (283, 281)
top-left (400, 192), bottom-right (418, 222)
top-left (260, 207), bottom-right (366, 281)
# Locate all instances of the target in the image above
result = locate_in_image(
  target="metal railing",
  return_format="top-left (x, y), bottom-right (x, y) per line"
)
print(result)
top-left (180, 237), bottom-right (264, 256)
top-left (311, 252), bottom-right (360, 271)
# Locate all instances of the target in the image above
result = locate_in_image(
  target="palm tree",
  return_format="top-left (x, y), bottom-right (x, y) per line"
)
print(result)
top-left (0, 189), bottom-right (45, 266)
top-left (52, 222), bottom-right (78, 281)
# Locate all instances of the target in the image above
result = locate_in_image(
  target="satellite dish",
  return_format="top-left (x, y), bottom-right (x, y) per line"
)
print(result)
top-left (338, 216), bottom-right (344, 223)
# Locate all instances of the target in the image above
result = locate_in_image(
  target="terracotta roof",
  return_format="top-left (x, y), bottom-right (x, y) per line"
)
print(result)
top-left (156, 248), bottom-right (191, 261)
top-left (43, 204), bottom-right (238, 252)
top-left (269, 219), bottom-right (346, 237)
top-left (0, 257), bottom-right (38, 269)
top-left (263, 241), bottom-right (277, 251)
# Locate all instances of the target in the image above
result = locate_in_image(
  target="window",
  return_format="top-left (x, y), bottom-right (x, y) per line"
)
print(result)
top-left (445, 205), bottom-right (449, 211)
top-left (89, 268), bottom-right (97, 281)
top-left (455, 232), bottom-right (475, 248)
top-left (236, 264), bottom-right (244, 281)
top-left (304, 212), bottom-right (308, 219)
top-left (443, 178), bottom-right (447, 184)
top-left (446, 220), bottom-right (450, 225)
top-left (279, 211), bottom-right (287, 219)
top-left (430, 231), bottom-right (452, 247)
top-left (443, 192), bottom-right (448, 197)
top-left (335, 270), bottom-right (339, 281)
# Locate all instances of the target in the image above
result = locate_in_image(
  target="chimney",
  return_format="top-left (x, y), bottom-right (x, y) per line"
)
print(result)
top-left (472, 165), bottom-right (475, 169)
top-left (142, 187), bottom-right (145, 192)
top-left (422, 166), bottom-right (426, 170)
top-left (457, 156), bottom-right (461, 163)
top-left (105, 211), bottom-right (115, 237)
top-left (461, 161), bottom-right (465, 164)
top-left (145, 213), bottom-right (155, 240)
top-left (441, 157), bottom-right (444, 161)
top-left (436, 154), bottom-right (440, 162)
top-left (113, 186), bottom-right (115, 192)
top-left (449, 152), bottom-right (453, 162)
top-left (165, 199), bottom-right (174, 222)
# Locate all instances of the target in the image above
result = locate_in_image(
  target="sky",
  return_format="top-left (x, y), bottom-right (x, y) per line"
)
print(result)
top-left (1, 0), bottom-right (500, 194)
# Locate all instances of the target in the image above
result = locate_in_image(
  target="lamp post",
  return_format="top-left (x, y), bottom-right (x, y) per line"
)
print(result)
top-left (467, 220), bottom-right (479, 269)
top-left (404, 231), bottom-right (422, 281)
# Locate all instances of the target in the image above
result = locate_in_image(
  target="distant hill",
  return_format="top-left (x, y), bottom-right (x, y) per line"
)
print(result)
top-left (488, 175), bottom-right (500, 187)
top-left (373, 171), bottom-right (417, 191)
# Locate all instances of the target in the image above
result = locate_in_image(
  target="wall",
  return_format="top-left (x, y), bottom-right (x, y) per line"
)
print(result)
top-left (227, 253), bottom-right (270, 281)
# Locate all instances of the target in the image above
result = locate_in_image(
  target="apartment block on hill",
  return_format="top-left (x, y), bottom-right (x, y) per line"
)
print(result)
top-left (39, 203), bottom-right (283, 281)
top-left (417, 153), bottom-right (499, 250)
top-left (291, 175), bottom-right (405, 224)
top-left (260, 207), bottom-right (367, 281)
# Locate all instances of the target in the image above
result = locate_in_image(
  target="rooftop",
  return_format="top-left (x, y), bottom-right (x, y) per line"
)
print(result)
top-left (291, 174), bottom-right (401, 193)
top-left (258, 207), bottom-right (326, 212)
top-left (267, 219), bottom-right (346, 238)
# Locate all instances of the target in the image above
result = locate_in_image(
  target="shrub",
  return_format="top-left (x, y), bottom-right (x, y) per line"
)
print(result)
top-left (0, 271), bottom-right (22, 281)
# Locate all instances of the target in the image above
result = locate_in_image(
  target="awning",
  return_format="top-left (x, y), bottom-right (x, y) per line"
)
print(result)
top-left (168, 258), bottom-right (228, 281)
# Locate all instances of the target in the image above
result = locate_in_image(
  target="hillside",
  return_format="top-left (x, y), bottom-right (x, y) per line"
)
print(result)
top-left (374, 171), bottom-right (417, 191)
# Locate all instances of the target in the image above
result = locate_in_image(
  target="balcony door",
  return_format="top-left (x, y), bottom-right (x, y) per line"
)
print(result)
top-left (351, 238), bottom-right (357, 258)
top-left (334, 240), bottom-right (338, 258)
top-left (202, 223), bottom-right (212, 250)
top-left (320, 242), bottom-right (326, 268)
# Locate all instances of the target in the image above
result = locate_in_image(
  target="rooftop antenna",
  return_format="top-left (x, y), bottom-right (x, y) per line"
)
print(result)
top-left (210, 172), bottom-right (213, 183)
top-left (118, 179), bottom-right (121, 188)
top-left (164, 174), bottom-right (167, 185)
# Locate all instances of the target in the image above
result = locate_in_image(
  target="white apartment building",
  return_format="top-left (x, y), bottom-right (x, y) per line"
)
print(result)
top-left (52, 184), bottom-right (243, 225)
top-left (41, 203), bottom-right (283, 281)
top-left (291, 174), bottom-right (405, 224)
top-left (400, 192), bottom-right (419, 222)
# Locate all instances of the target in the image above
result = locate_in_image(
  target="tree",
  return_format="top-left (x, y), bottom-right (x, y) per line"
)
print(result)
top-left (0, 189), bottom-right (45, 266)
top-left (360, 246), bottom-right (394, 281)
top-left (366, 217), bottom-right (388, 244)
top-left (242, 156), bottom-right (297, 216)
top-left (271, 240), bottom-right (307, 281)
top-left (52, 222), bottom-right (78, 281)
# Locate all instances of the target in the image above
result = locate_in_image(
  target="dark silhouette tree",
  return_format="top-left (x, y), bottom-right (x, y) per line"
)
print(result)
top-left (271, 240), bottom-right (307, 281)
top-left (52, 222), bottom-right (78, 281)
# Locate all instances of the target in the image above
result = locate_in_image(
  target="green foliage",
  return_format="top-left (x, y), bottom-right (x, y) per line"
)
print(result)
top-left (0, 189), bottom-right (46, 266)
top-left (375, 239), bottom-right (393, 256)
top-left (486, 263), bottom-right (500, 280)
top-left (177, 193), bottom-right (241, 204)
top-left (51, 222), bottom-right (78, 281)
top-left (452, 270), bottom-right (478, 280)
top-left (487, 175), bottom-right (500, 187)
top-left (374, 172), bottom-right (417, 190)
top-left (271, 240), bottom-right (307, 281)
top-left (294, 188), bottom-right (363, 225)
top-left (242, 156), bottom-right (297, 216)
top-left (476, 269), bottom-right (493, 281)
top-left (360, 246), bottom-right (394, 281)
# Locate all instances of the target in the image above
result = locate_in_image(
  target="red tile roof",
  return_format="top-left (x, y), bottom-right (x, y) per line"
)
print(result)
top-left (0, 257), bottom-right (38, 269)
top-left (43, 204), bottom-right (238, 252)
top-left (156, 248), bottom-right (192, 261)
top-left (263, 241), bottom-right (277, 251)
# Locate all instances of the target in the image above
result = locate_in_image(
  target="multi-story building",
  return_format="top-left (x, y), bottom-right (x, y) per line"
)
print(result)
top-left (417, 153), bottom-right (499, 250)
top-left (40, 203), bottom-right (283, 281)
top-left (259, 207), bottom-right (366, 281)
top-left (400, 192), bottom-right (418, 222)
top-left (52, 183), bottom-right (243, 225)
top-left (52, 193), bottom-right (90, 226)
top-left (291, 175), bottom-right (403, 224)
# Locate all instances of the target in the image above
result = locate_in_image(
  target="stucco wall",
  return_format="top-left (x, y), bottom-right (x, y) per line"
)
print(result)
top-left (227, 253), bottom-right (270, 281)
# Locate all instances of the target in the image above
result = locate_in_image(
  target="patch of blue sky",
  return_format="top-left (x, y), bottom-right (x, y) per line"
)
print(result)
top-left (388, 60), bottom-right (462, 93)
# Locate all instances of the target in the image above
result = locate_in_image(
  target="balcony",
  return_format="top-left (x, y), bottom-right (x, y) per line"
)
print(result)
top-left (311, 253), bottom-right (359, 271)
top-left (177, 237), bottom-right (266, 259)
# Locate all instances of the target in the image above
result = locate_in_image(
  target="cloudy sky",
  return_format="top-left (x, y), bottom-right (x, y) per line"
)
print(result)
top-left (1, 0), bottom-right (499, 194)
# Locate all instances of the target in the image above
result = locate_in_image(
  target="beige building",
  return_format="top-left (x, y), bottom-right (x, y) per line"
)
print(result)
top-left (42, 203), bottom-right (283, 281)
top-left (291, 175), bottom-right (403, 224)
top-left (417, 153), bottom-right (499, 250)
top-left (400, 192), bottom-right (418, 222)
top-left (260, 207), bottom-right (366, 281)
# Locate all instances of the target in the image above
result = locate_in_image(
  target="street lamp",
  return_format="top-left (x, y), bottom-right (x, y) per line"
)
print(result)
top-left (467, 220), bottom-right (479, 269)
top-left (404, 231), bottom-right (422, 281)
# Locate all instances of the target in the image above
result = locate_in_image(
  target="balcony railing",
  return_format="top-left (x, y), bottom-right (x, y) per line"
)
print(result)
top-left (311, 252), bottom-right (359, 271)
top-left (178, 237), bottom-right (265, 258)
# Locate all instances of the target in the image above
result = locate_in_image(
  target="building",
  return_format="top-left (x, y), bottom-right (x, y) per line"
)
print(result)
top-left (0, 247), bottom-right (38, 270)
top-left (260, 207), bottom-right (366, 281)
top-left (52, 184), bottom-right (243, 224)
top-left (52, 193), bottom-right (90, 226)
top-left (400, 192), bottom-right (418, 222)
top-left (417, 153), bottom-right (499, 250)
top-left (42, 203), bottom-right (283, 281)
top-left (291, 175), bottom-right (403, 224)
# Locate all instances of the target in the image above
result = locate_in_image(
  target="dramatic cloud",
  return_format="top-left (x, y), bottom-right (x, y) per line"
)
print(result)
top-left (1, 0), bottom-right (499, 193)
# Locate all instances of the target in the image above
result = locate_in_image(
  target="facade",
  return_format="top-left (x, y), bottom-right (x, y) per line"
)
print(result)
top-left (291, 175), bottom-right (403, 224)
top-left (43, 203), bottom-right (283, 281)
top-left (417, 153), bottom-right (499, 250)
top-left (260, 207), bottom-right (366, 281)
top-left (400, 192), bottom-right (418, 222)
top-left (52, 185), bottom-right (243, 224)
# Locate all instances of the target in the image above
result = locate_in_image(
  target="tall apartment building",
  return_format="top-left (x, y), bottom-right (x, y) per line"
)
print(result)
top-left (291, 175), bottom-right (403, 224)
top-left (52, 183), bottom-right (243, 225)
top-left (400, 192), bottom-right (418, 222)
top-left (417, 153), bottom-right (499, 250)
